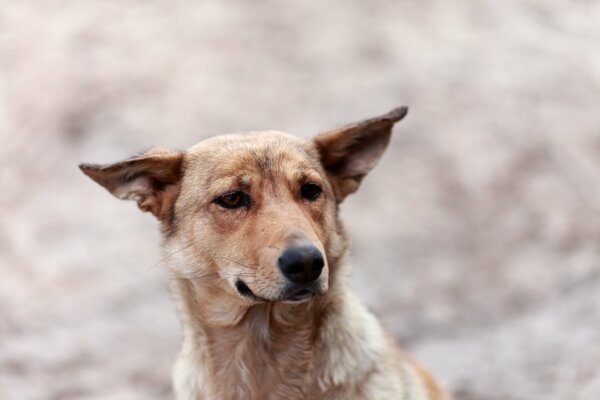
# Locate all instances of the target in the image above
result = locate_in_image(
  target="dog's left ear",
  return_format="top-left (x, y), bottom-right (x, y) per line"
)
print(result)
top-left (79, 148), bottom-right (184, 219)
top-left (313, 106), bottom-right (408, 201)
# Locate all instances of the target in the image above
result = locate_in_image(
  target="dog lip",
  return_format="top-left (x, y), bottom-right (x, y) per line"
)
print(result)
top-left (235, 279), bottom-right (267, 302)
top-left (235, 280), bottom-right (252, 295)
top-left (284, 288), bottom-right (315, 302)
top-left (236, 280), bottom-right (318, 303)
top-left (293, 289), bottom-right (312, 297)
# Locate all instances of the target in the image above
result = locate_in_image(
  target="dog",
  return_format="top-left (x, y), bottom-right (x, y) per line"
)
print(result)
top-left (80, 106), bottom-right (449, 400)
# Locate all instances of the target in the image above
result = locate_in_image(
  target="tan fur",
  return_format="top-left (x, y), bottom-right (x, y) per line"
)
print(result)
top-left (80, 107), bottom-right (449, 400)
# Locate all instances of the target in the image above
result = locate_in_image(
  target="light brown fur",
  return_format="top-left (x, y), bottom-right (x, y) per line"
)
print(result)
top-left (80, 107), bottom-right (449, 400)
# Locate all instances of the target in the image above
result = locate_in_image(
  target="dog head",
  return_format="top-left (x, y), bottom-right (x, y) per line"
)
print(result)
top-left (80, 107), bottom-right (407, 307)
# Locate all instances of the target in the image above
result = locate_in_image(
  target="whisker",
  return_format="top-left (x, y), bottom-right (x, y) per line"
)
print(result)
top-left (213, 256), bottom-right (258, 270)
top-left (213, 257), bottom-right (249, 269)
top-left (144, 242), bottom-right (195, 273)
top-left (167, 269), bottom-right (256, 282)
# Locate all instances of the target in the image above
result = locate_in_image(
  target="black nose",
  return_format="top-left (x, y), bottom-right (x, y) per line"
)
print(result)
top-left (278, 245), bottom-right (324, 284)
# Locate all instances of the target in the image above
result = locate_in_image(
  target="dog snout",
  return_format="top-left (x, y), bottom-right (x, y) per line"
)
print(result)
top-left (278, 245), bottom-right (324, 284)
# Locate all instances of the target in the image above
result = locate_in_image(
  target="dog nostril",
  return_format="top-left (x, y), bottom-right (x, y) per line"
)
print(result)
top-left (278, 245), bottom-right (324, 284)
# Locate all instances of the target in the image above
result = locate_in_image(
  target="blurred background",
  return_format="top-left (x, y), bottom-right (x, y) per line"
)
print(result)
top-left (1, 1), bottom-right (600, 399)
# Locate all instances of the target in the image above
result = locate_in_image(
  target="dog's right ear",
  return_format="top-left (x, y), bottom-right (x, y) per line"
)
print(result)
top-left (79, 148), bottom-right (184, 220)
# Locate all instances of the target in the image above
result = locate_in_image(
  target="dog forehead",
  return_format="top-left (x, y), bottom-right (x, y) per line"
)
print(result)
top-left (188, 130), bottom-right (305, 154)
top-left (183, 131), bottom-right (322, 181)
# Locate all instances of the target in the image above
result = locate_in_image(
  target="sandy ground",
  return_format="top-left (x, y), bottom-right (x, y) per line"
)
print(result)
top-left (1, 1), bottom-right (600, 399)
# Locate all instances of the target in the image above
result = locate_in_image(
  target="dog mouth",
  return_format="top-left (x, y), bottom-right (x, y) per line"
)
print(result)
top-left (234, 279), bottom-right (317, 303)
top-left (283, 288), bottom-right (314, 303)
top-left (235, 280), bottom-right (266, 302)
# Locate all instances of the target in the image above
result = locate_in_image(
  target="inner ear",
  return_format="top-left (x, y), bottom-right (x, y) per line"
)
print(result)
top-left (313, 106), bottom-right (408, 201)
top-left (79, 148), bottom-right (184, 219)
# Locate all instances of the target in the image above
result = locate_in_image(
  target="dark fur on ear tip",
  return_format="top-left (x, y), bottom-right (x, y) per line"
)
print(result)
top-left (79, 163), bottom-right (100, 173)
top-left (78, 163), bottom-right (103, 178)
top-left (347, 106), bottom-right (409, 133)
top-left (78, 163), bottom-right (112, 188)
top-left (385, 106), bottom-right (409, 122)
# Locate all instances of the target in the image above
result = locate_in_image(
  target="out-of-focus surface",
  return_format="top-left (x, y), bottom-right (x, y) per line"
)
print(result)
top-left (1, 1), bottom-right (600, 399)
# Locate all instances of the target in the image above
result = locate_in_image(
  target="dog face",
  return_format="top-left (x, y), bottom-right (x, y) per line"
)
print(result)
top-left (80, 107), bottom-right (407, 305)
top-left (173, 132), bottom-right (337, 303)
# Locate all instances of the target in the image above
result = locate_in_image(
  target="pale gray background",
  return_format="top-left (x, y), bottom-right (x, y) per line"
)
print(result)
top-left (1, 1), bottom-right (600, 399)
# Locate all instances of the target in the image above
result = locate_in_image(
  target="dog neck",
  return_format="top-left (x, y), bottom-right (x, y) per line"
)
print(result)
top-left (172, 277), bottom-right (327, 399)
top-left (170, 272), bottom-right (386, 400)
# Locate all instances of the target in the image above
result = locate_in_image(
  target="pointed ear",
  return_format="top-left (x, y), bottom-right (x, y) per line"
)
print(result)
top-left (313, 106), bottom-right (408, 201)
top-left (79, 148), bottom-right (184, 219)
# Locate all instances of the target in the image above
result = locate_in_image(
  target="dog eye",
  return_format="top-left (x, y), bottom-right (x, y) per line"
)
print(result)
top-left (214, 191), bottom-right (249, 209)
top-left (300, 183), bottom-right (322, 201)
